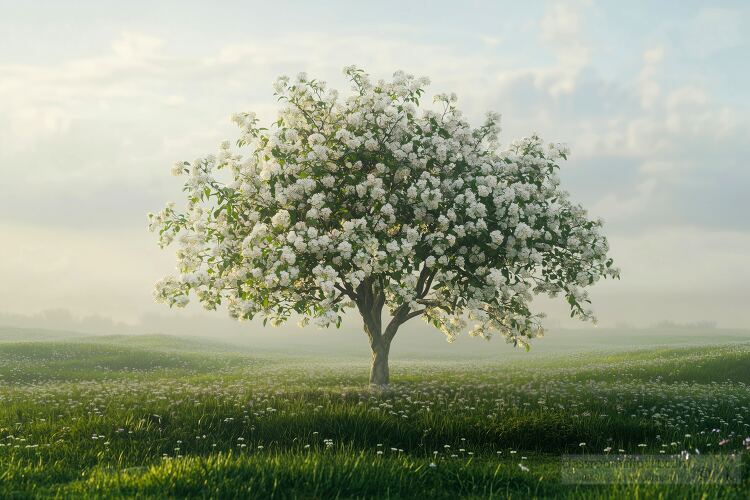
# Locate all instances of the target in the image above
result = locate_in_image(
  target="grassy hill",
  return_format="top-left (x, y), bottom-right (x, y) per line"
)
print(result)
top-left (0, 336), bottom-right (748, 497)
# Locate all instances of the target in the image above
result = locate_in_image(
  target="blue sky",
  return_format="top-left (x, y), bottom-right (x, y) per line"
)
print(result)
top-left (0, 0), bottom-right (748, 332)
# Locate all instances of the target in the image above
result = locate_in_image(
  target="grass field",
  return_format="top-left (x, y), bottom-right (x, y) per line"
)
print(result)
top-left (1, 333), bottom-right (749, 498)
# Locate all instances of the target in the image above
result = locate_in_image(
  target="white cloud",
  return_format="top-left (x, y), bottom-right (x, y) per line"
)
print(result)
top-left (591, 178), bottom-right (657, 220)
top-left (0, 8), bottom-right (748, 329)
top-left (112, 32), bottom-right (164, 61)
top-left (538, 0), bottom-right (592, 95)
top-left (638, 46), bottom-right (664, 109)
top-left (479, 35), bottom-right (503, 47)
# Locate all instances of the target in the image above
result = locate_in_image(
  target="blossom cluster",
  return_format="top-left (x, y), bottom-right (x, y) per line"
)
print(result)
top-left (149, 67), bottom-right (619, 346)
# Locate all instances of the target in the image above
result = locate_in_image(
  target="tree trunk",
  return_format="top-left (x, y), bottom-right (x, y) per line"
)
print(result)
top-left (369, 339), bottom-right (391, 386)
top-left (354, 278), bottom-right (402, 387)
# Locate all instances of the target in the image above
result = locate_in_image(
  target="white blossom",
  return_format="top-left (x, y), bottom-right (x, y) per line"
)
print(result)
top-left (150, 66), bottom-right (618, 348)
top-left (271, 210), bottom-right (291, 229)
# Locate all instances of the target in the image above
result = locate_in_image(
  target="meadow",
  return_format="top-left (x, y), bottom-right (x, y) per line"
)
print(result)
top-left (0, 332), bottom-right (749, 498)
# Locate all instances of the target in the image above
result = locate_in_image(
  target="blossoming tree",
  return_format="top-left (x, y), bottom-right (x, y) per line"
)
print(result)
top-left (149, 67), bottom-right (619, 386)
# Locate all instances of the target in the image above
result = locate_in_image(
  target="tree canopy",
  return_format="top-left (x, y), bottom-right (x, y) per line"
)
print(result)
top-left (149, 67), bottom-right (619, 351)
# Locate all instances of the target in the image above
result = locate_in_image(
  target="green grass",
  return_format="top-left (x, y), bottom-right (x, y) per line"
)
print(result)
top-left (0, 337), bottom-right (749, 498)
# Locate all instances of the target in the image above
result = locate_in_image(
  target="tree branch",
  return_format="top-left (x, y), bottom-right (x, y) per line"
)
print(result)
top-left (416, 298), bottom-right (453, 313)
top-left (403, 308), bottom-right (426, 321)
top-left (419, 269), bottom-right (437, 298)
top-left (335, 284), bottom-right (357, 300)
top-left (415, 265), bottom-right (430, 295)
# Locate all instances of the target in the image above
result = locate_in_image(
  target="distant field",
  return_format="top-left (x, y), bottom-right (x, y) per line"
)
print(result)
top-left (0, 334), bottom-right (749, 498)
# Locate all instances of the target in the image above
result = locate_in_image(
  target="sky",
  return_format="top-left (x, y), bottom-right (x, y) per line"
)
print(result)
top-left (1, 0), bottom-right (748, 339)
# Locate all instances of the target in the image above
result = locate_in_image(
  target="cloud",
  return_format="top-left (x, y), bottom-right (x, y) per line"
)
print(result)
top-left (638, 46), bottom-right (664, 108)
top-left (537, 0), bottom-right (592, 95)
top-left (681, 7), bottom-right (744, 57)
top-left (0, 5), bottom-right (748, 329)
top-left (591, 178), bottom-right (658, 220)
top-left (479, 35), bottom-right (503, 48)
top-left (112, 32), bottom-right (164, 61)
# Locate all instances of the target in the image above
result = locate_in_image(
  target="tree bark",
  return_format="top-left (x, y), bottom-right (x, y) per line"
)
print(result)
top-left (369, 338), bottom-right (391, 386)
top-left (355, 278), bottom-right (408, 387)
top-left (350, 269), bottom-right (436, 386)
